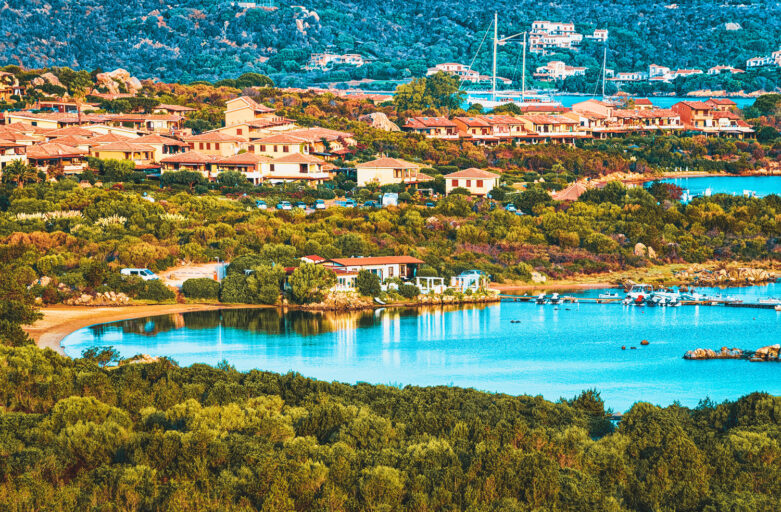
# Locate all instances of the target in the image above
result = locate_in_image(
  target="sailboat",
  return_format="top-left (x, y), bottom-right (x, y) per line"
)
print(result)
top-left (465, 12), bottom-right (560, 109)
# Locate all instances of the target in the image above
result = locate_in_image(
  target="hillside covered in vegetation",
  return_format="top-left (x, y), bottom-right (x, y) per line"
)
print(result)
top-left (2, 0), bottom-right (780, 87)
top-left (0, 343), bottom-right (780, 510)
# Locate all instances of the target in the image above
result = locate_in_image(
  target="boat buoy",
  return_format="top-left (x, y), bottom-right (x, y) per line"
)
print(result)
top-left (621, 346), bottom-right (626, 350)
top-left (640, 339), bottom-right (649, 346)
top-left (630, 347), bottom-right (637, 350)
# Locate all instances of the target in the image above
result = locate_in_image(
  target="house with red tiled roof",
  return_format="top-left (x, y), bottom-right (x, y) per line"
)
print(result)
top-left (90, 141), bottom-right (157, 166)
top-left (44, 126), bottom-right (95, 140)
top-left (325, 256), bottom-right (425, 281)
top-left (453, 116), bottom-right (496, 143)
top-left (705, 98), bottom-right (737, 112)
top-left (285, 127), bottom-right (356, 156)
top-left (153, 104), bottom-right (197, 115)
top-left (215, 153), bottom-right (272, 185)
top-left (0, 138), bottom-right (27, 171)
top-left (109, 114), bottom-right (184, 134)
top-left (159, 151), bottom-right (218, 177)
top-left (27, 143), bottom-right (88, 174)
top-left (672, 101), bottom-right (716, 131)
top-left (355, 157), bottom-right (427, 187)
top-left (267, 153), bottom-right (332, 185)
top-left (134, 134), bottom-right (189, 162)
top-left (552, 182), bottom-right (588, 202)
top-left (479, 115), bottom-right (527, 140)
top-left (632, 98), bottom-right (654, 110)
top-left (225, 96), bottom-right (277, 126)
top-left (250, 133), bottom-right (309, 157)
top-left (444, 168), bottom-right (501, 196)
top-left (403, 117), bottom-right (459, 139)
top-left (515, 114), bottom-right (587, 145)
top-left (184, 132), bottom-right (248, 157)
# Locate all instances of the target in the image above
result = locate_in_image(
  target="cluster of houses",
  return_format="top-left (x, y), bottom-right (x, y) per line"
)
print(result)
top-left (304, 53), bottom-right (368, 71)
top-left (425, 63), bottom-right (511, 85)
top-left (529, 21), bottom-right (607, 54)
top-left (403, 97), bottom-right (753, 143)
top-left (746, 49), bottom-right (781, 69)
top-left (0, 95), bottom-right (360, 184)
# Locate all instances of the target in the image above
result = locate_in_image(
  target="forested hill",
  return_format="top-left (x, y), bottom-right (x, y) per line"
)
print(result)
top-left (2, 0), bottom-right (779, 83)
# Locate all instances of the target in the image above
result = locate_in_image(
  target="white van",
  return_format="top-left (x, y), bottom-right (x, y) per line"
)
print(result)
top-left (120, 268), bottom-right (159, 281)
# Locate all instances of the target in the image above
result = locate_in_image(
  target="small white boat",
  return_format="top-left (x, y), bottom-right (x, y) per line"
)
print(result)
top-left (550, 293), bottom-right (562, 305)
top-left (535, 293), bottom-right (547, 304)
top-left (598, 292), bottom-right (621, 300)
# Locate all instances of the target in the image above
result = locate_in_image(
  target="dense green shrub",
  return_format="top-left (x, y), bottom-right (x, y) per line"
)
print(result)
top-left (219, 273), bottom-right (251, 303)
top-left (398, 283), bottom-right (420, 299)
top-left (356, 270), bottom-right (381, 297)
top-left (138, 280), bottom-right (175, 302)
top-left (181, 278), bottom-right (220, 299)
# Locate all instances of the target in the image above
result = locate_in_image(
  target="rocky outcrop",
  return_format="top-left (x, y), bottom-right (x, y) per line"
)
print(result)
top-left (633, 243), bottom-right (657, 259)
top-left (31, 72), bottom-right (63, 88)
top-left (684, 344), bottom-right (780, 362)
top-left (358, 112), bottom-right (400, 131)
top-left (676, 266), bottom-right (776, 286)
top-left (684, 346), bottom-right (744, 360)
top-left (65, 291), bottom-right (131, 306)
top-left (95, 69), bottom-right (143, 95)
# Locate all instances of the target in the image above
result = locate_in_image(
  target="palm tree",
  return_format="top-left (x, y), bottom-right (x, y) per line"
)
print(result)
top-left (2, 159), bottom-right (39, 189)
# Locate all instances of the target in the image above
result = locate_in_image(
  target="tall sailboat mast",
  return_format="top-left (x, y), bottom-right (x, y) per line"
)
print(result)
top-left (492, 11), bottom-right (498, 101)
top-left (601, 44), bottom-right (607, 100)
top-left (521, 31), bottom-right (527, 101)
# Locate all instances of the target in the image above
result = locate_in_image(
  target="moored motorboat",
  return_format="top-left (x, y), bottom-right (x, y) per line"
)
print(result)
top-left (535, 293), bottom-right (547, 304)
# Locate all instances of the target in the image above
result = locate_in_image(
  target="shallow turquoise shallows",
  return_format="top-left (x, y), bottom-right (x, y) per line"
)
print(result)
top-left (62, 284), bottom-right (781, 411)
top-left (651, 176), bottom-right (781, 198)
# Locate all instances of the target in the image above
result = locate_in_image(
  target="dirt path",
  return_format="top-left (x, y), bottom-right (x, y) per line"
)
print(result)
top-left (24, 304), bottom-right (268, 356)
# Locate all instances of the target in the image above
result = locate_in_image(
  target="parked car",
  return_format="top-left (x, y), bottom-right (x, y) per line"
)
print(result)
top-left (363, 200), bottom-right (379, 209)
top-left (336, 199), bottom-right (357, 208)
top-left (120, 268), bottom-right (159, 281)
top-left (276, 201), bottom-right (292, 210)
top-left (293, 201), bottom-right (307, 209)
top-left (313, 199), bottom-right (326, 210)
top-left (505, 204), bottom-right (517, 213)
top-left (255, 199), bottom-right (267, 210)
top-left (425, 202), bottom-right (436, 208)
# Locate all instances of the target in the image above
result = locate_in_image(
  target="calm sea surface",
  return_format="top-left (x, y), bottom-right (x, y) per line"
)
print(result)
top-left (62, 284), bottom-right (781, 411)
top-left (651, 176), bottom-right (781, 198)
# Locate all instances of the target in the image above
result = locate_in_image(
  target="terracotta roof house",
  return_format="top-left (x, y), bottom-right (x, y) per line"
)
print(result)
top-left (266, 153), bottom-right (330, 184)
top-left (27, 142), bottom-right (88, 173)
top-left (185, 132), bottom-right (248, 157)
top-left (445, 168), bottom-right (501, 196)
top-left (355, 157), bottom-right (424, 187)
top-left (91, 141), bottom-right (157, 165)
top-left (326, 256), bottom-right (425, 280)
top-left (159, 151), bottom-right (218, 177)
top-left (552, 182), bottom-right (588, 201)
top-left (215, 152), bottom-right (272, 184)
top-left (403, 117), bottom-right (459, 139)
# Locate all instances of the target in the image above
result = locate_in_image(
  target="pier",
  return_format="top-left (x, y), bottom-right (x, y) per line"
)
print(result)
top-left (497, 294), bottom-right (781, 310)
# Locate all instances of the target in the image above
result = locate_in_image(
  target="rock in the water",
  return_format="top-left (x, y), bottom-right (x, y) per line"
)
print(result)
top-left (684, 346), bottom-right (744, 360)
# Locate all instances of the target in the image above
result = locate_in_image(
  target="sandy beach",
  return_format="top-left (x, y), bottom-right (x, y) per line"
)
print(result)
top-left (24, 304), bottom-right (270, 356)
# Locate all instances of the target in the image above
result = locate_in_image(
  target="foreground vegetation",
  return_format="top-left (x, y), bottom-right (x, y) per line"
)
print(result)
top-left (0, 344), bottom-right (779, 511)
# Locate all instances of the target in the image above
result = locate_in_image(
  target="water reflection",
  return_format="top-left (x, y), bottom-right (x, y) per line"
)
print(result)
top-left (89, 303), bottom-right (494, 340)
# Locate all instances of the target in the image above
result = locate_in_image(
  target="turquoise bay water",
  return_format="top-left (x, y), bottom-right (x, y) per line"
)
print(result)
top-left (62, 284), bottom-right (781, 411)
top-left (651, 176), bottom-right (781, 198)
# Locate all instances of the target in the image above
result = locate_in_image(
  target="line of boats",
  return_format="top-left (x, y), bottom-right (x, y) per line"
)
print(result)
top-left (529, 284), bottom-right (781, 309)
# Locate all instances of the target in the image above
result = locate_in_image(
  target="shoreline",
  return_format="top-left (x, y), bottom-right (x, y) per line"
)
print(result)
top-left (24, 304), bottom-right (274, 356)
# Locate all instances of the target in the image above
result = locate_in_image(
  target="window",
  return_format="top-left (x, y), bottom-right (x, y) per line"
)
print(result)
top-left (283, 145), bottom-right (289, 153)
top-left (236, 129), bottom-right (243, 135)
top-left (260, 145), bottom-right (266, 152)
top-left (466, 180), bottom-right (471, 187)
top-left (199, 143), bottom-right (204, 150)
top-left (300, 164), bottom-right (307, 174)
top-left (274, 145), bottom-right (278, 153)
top-left (476, 180), bottom-right (483, 188)
top-left (206, 143), bottom-right (211, 150)
top-left (394, 169), bottom-right (402, 178)
top-left (214, 143), bottom-right (220, 150)
top-left (269, 164), bottom-right (275, 172)
top-left (388, 266), bottom-right (394, 277)
top-left (451, 179), bottom-right (458, 187)
top-left (248, 145), bottom-right (255, 153)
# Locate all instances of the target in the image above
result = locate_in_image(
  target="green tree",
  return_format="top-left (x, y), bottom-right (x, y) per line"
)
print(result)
top-left (287, 263), bottom-right (336, 304)
top-left (0, 264), bottom-right (41, 346)
top-left (356, 270), bottom-right (381, 296)
top-left (245, 265), bottom-right (286, 304)
top-left (181, 278), bottom-right (220, 299)
top-left (216, 170), bottom-right (249, 189)
top-left (160, 170), bottom-right (208, 191)
top-left (1, 159), bottom-right (39, 189)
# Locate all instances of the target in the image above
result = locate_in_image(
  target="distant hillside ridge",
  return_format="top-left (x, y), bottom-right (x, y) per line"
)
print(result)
top-left (1, 0), bottom-right (779, 84)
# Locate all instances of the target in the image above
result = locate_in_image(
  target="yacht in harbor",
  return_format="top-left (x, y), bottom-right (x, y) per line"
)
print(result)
top-left (465, 13), bottom-right (561, 109)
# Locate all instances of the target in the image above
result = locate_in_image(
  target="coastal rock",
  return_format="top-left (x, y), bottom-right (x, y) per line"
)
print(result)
top-left (95, 68), bottom-right (143, 95)
top-left (633, 243), bottom-right (647, 257)
top-left (530, 271), bottom-right (547, 284)
top-left (684, 346), bottom-right (744, 360)
top-left (358, 112), bottom-right (400, 131)
top-left (751, 344), bottom-right (781, 362)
